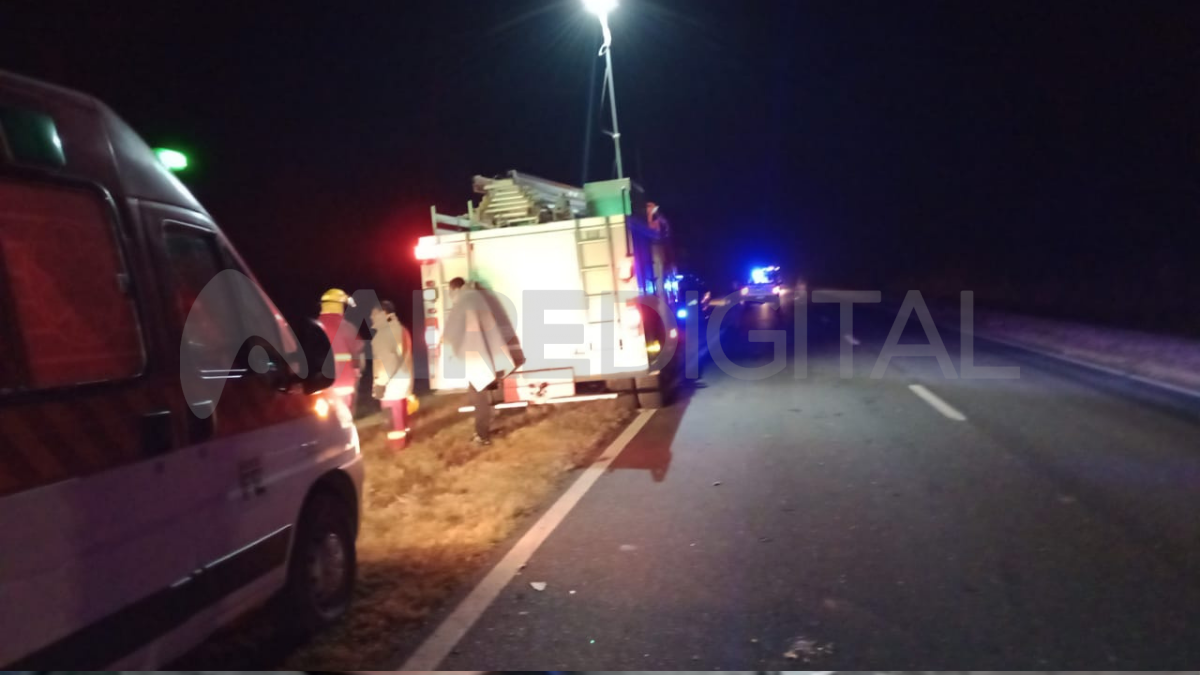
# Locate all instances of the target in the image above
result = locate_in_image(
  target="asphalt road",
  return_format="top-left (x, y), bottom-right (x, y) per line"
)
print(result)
top-left (431, 292), bottom-right (1200, 670)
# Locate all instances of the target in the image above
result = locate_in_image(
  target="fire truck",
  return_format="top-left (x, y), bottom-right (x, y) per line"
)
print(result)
top-left (417, 171), bottom-right (683, 408)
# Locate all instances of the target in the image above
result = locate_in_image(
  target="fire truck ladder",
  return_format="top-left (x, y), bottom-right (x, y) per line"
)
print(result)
top-left (475, 171), bottom-right (588, 228)
top-left (478, 179), bottom-right (539, 227)
top-left (575, 217), bottom-right (622, 330)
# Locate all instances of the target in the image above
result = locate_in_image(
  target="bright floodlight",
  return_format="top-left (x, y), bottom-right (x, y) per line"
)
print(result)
top-left (584, 0), bottom-right (617, 16)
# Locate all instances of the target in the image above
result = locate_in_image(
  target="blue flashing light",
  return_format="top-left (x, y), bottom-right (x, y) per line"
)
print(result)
top-left (676, 307), bottom-right (688, 319)
top-left (750, 265), bottom-right (781, 285)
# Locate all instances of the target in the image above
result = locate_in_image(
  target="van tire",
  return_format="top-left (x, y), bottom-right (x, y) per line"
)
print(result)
top-left (283, 490), bottom-right (357, 635)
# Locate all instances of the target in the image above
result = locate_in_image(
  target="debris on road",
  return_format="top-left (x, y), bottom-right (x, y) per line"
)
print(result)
top-left (569, 589), bottom-right (577, 594)
top-left (530, 581), bottom-right (547, 591)
top-left (712, 481), bottom-right (722, 486)
top-left (783, 635), bottom-right (835, 661)
top-left (619, 544), bottom-right (638, 552)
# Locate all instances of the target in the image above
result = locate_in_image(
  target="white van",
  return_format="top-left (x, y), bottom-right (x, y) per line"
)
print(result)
top-left (0, 71), bottom-right (363, 667)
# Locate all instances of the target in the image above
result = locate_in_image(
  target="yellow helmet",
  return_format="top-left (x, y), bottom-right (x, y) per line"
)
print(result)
top-left (320, 288), bottom-right (355, 315)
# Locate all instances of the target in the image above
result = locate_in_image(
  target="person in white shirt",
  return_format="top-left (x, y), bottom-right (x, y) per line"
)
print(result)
top-left (370, 300), bottom-right (413, 449)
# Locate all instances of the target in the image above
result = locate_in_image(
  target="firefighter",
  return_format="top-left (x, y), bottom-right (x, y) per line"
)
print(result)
top-left (317, 288), bottom-right (362, 414)
top-left (370, 300), bottom-right (414, 449)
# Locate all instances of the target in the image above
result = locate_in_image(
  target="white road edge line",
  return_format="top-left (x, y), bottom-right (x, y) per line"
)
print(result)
top-left (908, 384), bottom-right (967, 421)
top-left (399, 408), bottom-right (658, 670)
top-left (844, 334), bottom-right (860, 346)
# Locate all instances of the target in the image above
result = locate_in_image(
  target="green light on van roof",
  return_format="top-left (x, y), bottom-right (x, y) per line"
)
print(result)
top-left (154, 147), bottom-right (189, 171)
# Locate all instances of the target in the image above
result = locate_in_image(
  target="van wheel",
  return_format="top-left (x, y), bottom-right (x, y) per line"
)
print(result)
top-left (284, 491), bottom-right (356, 634)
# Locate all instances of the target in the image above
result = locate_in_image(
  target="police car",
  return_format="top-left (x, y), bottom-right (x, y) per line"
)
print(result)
top-left (740, 265), bottom-right (786, 305)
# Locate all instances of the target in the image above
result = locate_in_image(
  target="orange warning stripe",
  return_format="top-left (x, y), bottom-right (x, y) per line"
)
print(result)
top-left (3, 409), bottom-right (72, 482)
top-left (1, 371), bottom-right (320, 498)
top-left (38, 400), bottom-right (107, 472)
top-left (0, 387), bottom-right (157, 497)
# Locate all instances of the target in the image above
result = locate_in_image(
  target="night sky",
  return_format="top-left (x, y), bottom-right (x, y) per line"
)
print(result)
top-left (3, 1), bottom-right (1198, 330)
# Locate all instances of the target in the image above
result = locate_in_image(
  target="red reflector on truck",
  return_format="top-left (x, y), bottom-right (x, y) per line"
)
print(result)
top-left (424, 317), bottom-right (440, 347)
top-left (622, 302), bottom-right (645, 336)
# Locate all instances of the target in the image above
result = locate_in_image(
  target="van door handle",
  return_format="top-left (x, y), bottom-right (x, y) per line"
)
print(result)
top-left (140, 410), bottom-right (172, 456)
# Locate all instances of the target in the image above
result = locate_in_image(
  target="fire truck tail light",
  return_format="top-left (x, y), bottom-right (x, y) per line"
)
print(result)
top-left (415, 241), bottom-right (438, 261)
top-left (623, 304), bottom-right (642, 328)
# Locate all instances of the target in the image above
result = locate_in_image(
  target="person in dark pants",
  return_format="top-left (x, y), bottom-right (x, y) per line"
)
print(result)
top-left (467, 379), bottom-right (492, 443)
top-left (444, 277), bottom-right (521, 446)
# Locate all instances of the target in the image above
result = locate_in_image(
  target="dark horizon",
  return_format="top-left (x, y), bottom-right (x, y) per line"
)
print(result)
top-left (3, 0), bottom-right (1198, 332)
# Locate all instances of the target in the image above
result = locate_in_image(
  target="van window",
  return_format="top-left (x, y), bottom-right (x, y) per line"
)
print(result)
top-left (0, 177), bottom-right (144, 389)
top-left (164, 226), bottom-right (243, 370)
top-left (164, 225), bottom-right (285, 369)
top-left (0, 106), bottom-right (66, 168)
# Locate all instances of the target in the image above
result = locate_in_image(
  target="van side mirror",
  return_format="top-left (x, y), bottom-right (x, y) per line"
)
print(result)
top-left (294, 318), bottom-right (335, 394)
